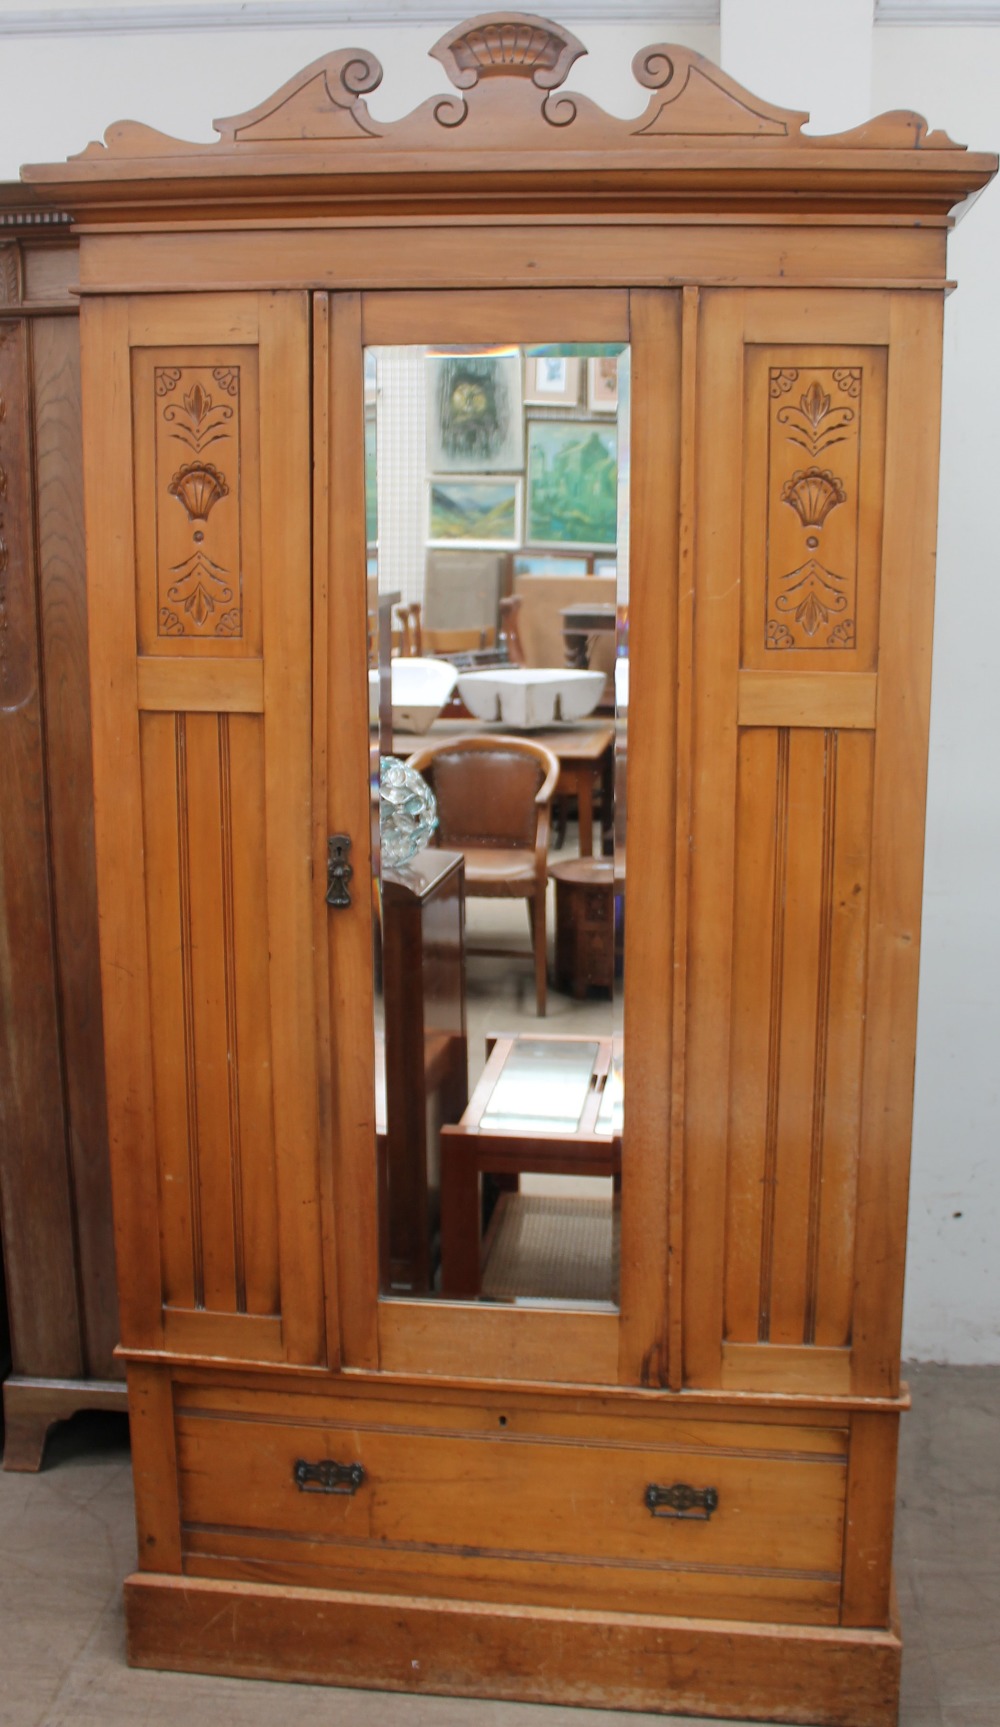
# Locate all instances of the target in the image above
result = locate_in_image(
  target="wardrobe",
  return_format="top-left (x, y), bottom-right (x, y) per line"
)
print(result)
top-left (0, 220), bottom-right (125, 1469)
top-left (16, 14), bottom-right (995, 1723)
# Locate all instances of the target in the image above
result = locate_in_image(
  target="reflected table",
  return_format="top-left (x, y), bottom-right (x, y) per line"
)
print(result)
top-left (439, 1033), bottom-right (622, 1299)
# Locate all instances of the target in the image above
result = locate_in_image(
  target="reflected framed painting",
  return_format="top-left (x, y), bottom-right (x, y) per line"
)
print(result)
top-left (587, 354), bottom-right (619, 412)
top-left (428, 477), bottom-right (521, 546)
top-left (525, 354), bottom-right (582, 406)
top-left (426, 351), bottom-right (523, 473)
top-left (526, 420), bottom-right (618, 547)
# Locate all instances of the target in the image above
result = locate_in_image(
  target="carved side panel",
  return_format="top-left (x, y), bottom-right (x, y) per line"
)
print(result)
top-left (0, 322), bottom-right (35, 712)
top-left (742, 347), bottom-right (886, 669)
top-left (140, 709), bottom-right (279, 1318)
top-left (132, 348), bottom-right (261, 654)
top-left (724, 727), bottom-right (873, 1350)
top-left (0, 246), bottom-right (21, 308)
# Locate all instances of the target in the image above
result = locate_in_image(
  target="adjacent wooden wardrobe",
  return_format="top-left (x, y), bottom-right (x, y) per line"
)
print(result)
top-left (17, 15), bottom-right (994, 1723)
top-left (0, 222), bottom-right (125, 1469)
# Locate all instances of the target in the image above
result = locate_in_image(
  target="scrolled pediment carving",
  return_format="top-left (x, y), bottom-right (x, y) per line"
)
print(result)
top-left (214, 47), bottom-right (384, 145)
top-left (23, 6), bottom-right (991, 213)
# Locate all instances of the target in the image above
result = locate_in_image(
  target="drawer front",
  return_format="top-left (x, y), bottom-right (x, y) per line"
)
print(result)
top-left (174, 1389), bottom-right (848, 1624)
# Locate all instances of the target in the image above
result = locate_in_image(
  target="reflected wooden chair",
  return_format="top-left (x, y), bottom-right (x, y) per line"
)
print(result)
top-left (405, 735), bottom-right (559, 1016)
top-left (396, 600), bottom-right (502, 659)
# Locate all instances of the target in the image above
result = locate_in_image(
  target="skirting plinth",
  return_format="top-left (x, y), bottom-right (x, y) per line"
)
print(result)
top-left (125, 1572), bottom-right (902, 1725)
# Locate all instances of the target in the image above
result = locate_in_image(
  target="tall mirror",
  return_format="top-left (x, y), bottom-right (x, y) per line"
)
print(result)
top-left (366, 339), bottom-right (629, 1310)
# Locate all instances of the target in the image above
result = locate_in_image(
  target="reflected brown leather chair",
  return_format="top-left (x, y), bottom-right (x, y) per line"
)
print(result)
top-left (405, 735), bottom-right (559, 1016)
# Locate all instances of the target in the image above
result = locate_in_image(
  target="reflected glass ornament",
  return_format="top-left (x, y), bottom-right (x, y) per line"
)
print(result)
top-left (379, 756), bottom-right (438, 868)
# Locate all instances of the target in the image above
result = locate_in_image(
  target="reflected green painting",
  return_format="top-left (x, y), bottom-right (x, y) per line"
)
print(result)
top-left (429, 478), bottom-right (519, 544)
top-left (527, 421), bottom-right (618, 547)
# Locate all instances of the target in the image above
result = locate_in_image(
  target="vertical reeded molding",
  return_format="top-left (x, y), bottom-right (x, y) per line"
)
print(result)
top-left (804, 728), bottom-right (838, 1343)
top-left (218, 711), bottom-right (247, 1313)
top-left (174, 711), bottom-right (204, 1310)
top-left (667, 284), bottom-right (699, 1391)
top-left (757, 726), bottom-right (790, 1343)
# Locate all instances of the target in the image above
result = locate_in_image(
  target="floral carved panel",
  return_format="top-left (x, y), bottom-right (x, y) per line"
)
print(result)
top-left (156, 364), bottom-right (241, 639)
top-left (133, 347), bottom-right (261, 656)
top-left (742, 346), bottom-right (886, 670)
top-left (767, 367), bottom-right (860, 649)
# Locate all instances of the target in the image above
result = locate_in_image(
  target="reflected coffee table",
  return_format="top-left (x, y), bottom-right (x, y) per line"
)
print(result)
top-left (439, 1033), bottom-right (622, 1299)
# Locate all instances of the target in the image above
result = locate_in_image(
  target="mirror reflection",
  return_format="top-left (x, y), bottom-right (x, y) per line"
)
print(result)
top-left (367, 341), bottom-right (629, 1310)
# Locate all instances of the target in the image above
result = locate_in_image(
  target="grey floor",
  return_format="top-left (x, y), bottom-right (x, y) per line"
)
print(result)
top-left (0, 1363), bottom-right (996, 1727)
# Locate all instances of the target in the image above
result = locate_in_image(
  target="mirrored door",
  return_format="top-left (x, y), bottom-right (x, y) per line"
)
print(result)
top-left (366, 335), bottom-right (630, 1308)
top-left (320, 288), bottom-right (680, 1385)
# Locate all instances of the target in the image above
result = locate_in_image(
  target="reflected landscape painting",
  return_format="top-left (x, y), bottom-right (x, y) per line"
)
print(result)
top-left (429, 478), bottom-right (519, 544)
top-left (527, 421), bottom-right (618, 546)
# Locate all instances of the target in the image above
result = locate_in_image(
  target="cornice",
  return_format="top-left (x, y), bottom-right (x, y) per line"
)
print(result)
top-left (0, 1), bottom-right (720, 37)
top-left (875, 1), bottom-right (1000, 23)
top-left (18, 11), bottom-right (996, 224)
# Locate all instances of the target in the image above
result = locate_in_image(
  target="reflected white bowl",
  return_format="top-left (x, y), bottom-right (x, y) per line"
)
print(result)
top-left (456, 668), bottom-right (605, 728)
top-left (368, 657), bottom-right (458, 734)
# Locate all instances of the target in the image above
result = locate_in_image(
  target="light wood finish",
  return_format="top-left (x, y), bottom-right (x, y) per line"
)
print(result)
top-left (842, 1412), bottom-right (900, 1628)
top-left (81, 293), bottom-right (164, 1352)
top-left (29, 15), bottom-right (992, 1719)
top-left (75, 222), bottom-right (953, 300)
top-left (361, 287), bottom-right (629, 346)
top-left (125, 1573), bottom-right (902, 1726)
top-left (126, 1363), bottom-right (182, 1573)
top-left (136, 657), bottom-right (265, 712)
top-left (378, 1300), bottom-right (619, 1387)
top-left (738, 671), bottom-right (877, 730)
top-left (850, 292), bottom-right (946, 1402)
top-left (85, 291), bottom-right (323, 1366)
top-left (722, 1344), bottom-right (852, 1397)
top-left (618, 287), bottom-right (681, 1389)
top-left (684, 288), bottom-right (915, 1397)
top-left (172, 1392), bottom-right (847, 1619)
top-left (322, 289), bottom-right (381, 1372)
top-left (683, 286), bottom-right (744, 1390)
top-left (309, 291), bottom-right (343, 1370)
top-left (667, 283), bottom-right (699, 1395)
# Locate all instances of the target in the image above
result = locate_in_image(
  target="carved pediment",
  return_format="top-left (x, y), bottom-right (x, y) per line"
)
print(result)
top-left (22, 5), bottom-right (992, 220)
top-left (54, 9), bottom-right (966, 167)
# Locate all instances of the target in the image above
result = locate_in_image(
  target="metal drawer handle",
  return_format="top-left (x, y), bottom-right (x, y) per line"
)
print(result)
top-left (294, 1457), bottom-right (366, 1496)
top-left (645, 1482), bottom-right (718, 1521)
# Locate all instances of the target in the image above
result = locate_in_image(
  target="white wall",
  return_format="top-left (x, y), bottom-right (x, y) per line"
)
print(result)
top-left (871, 28), bottom-right (1000, 1364)
top-left (0, 13), bottom-right (718, 174)
top-left (0, 5), bottom-right (995, 1362)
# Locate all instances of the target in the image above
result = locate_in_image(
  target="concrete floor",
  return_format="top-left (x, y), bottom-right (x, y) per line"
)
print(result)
top-left (0, 1363), bottom-right (996, 1727)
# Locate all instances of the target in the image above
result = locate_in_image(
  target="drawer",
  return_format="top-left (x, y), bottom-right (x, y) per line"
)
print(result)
top-left (174, 1387), bottom-right (848, 1624)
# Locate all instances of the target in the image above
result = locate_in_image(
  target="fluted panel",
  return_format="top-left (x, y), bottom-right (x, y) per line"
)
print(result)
top-left (725, 727), bottom-right (873, 1349)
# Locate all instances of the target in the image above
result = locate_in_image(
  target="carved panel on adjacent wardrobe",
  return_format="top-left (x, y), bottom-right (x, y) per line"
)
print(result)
top-left (724, 727), bottom-right (873, 1351)
top-left (0, 323), bottom-right (34, 712)
top-left (742, 347), bottom-right (886, 670)
top-left (0, 246), bottom-right (21, 306)
top-left (132, 349), bottom-right (261, 655)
